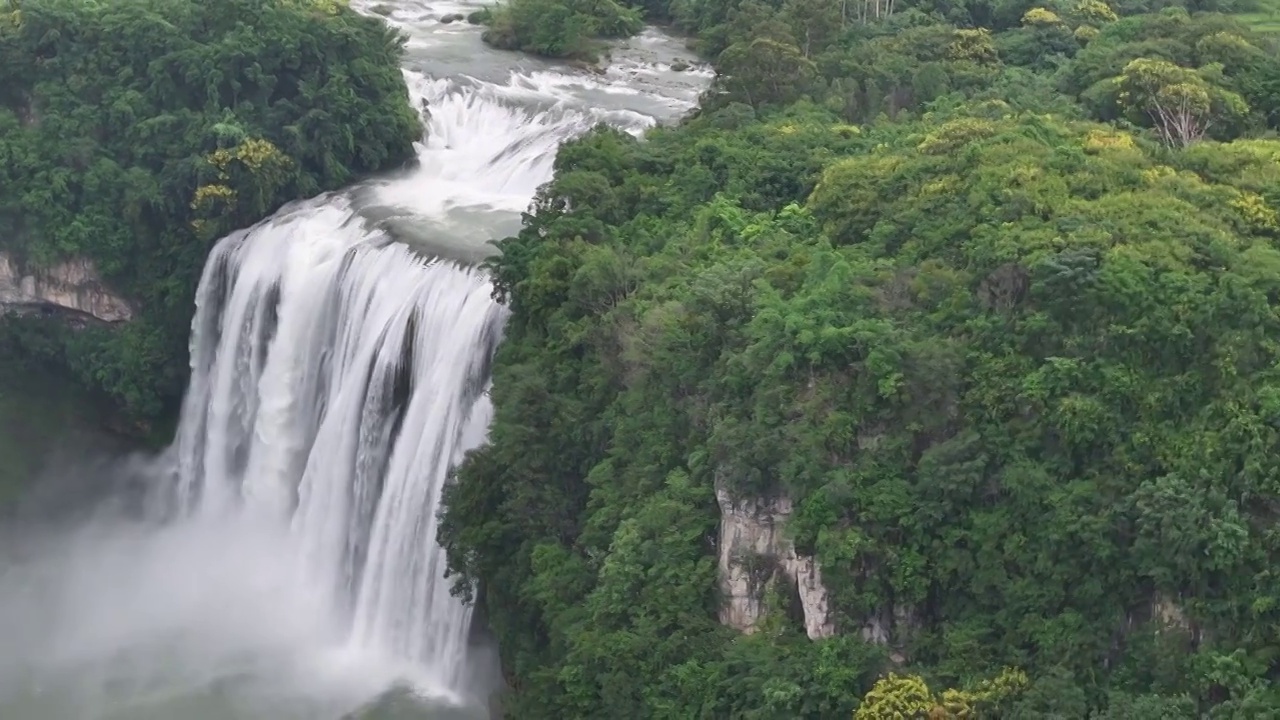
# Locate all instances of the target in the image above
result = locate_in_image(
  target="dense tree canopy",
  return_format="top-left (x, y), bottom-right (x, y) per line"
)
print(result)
top-left (0, 0), bottom-right (420, 428)
top-left (446, 0), bottom-right (1280, 716)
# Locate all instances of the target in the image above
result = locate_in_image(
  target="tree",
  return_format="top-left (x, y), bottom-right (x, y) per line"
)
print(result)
top-left (1101, 58), bottom-right (1249, 146)
top-left (718, 37), bottom-right (817, 107)
top-left (855, 669), bottom-right (1029, 718)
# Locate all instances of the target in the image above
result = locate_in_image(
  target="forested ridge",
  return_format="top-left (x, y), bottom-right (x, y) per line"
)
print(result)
top-left (445, 0), bottom-right (1280, 716)
top-left (0, 0), bottom-right (420, 430)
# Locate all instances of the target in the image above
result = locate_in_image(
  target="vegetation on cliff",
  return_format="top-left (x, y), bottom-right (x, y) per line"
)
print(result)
top-left (0, 0), bottom-right (420, 425)
top-left (475, 0), bottom-right (644, 61)
top-left (444, 0), bottom-right (1280, 716)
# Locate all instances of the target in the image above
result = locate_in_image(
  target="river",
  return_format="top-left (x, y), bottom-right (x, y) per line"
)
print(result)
top-left (0, 4), bottom-right (709, 719)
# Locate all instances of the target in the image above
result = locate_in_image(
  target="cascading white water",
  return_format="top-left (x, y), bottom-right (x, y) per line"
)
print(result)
top-left (0, 3), bottom-right (709, 717)
top-left (170, 198), bottom-right (507, 692)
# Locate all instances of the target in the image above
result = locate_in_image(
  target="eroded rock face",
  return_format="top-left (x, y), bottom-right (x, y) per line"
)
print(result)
top-left (0, 252), bottom-right (133, 323)
top-left (715, 479), bottom-right (836, 639)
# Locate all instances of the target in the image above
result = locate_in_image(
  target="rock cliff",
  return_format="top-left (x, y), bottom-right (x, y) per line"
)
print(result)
top-left (715, 479), bottom-right (836, 639)
top-left (0, 252), bottom-right (132, 324)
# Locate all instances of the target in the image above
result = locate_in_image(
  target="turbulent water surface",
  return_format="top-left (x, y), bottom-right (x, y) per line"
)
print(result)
top-left (0, 4), bottom-right (709, 719)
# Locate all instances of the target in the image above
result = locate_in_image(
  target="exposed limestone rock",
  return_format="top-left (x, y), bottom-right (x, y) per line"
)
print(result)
top-left (1151, 592), bottom-right (1204, 644)
top-left (17, 93), bottom-right (40, 128)
top-left (0, 252), bottom-right (132, 323)
top-left (1152, 593), bottom-right (1189, 629)
top-left (859, 603), bottom-right (914, 664)
top-left (715, 479), bottom-right (836, 639)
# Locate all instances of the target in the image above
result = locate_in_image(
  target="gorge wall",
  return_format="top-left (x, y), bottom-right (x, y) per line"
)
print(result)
top-left (715, 482), bottom-right (1195, 668)
top-left (0, 252), bottom-right (132, 324)
top-left (716, 480), bottom-right (917, 662)
top-left (715, 479), bottom-right (837, 640)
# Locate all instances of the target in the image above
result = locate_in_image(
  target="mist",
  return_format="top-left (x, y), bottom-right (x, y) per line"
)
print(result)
top-left (0, 451), bottom-right (491, 720)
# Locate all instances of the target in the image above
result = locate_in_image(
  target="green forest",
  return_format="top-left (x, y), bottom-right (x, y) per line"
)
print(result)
top-left (0, 0), bottom-right (420, 432)
top-left (445, 0), bottom-right (1280, 716)
top-left (3, 0), bottom-right (1280, 715)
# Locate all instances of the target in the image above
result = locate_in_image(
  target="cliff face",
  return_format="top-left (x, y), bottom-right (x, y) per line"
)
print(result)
top-left (716, 481), bottom-right (1193, 665)
top-left (715, 479), bottom-right (836, 640)
top-left (0, 252), bottom-right (132, 324)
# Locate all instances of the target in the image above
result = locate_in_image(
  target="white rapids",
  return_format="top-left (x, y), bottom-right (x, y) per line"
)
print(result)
top-left (0, 1), bottom-right (708, 719)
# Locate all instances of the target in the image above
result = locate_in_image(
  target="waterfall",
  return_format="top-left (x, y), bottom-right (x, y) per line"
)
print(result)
top-left (167, 194), bottom-right (506, 690)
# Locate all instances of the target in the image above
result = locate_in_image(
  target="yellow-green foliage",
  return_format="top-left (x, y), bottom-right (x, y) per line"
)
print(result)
top-left (1022, 7), bottom-right (1063, 26)
top-left (1195, 31), bottom-right (1263, 64)
top-left (1082, 127), bottom-right (1138, 153)
top-left (1074, 24), bottom-right (1099, 42)
top-left (1230, 191), bottom-right (1279, 232)
top-left (190, 183), bottom-right (236, 211)
top-left (916, 118), bottom-right (1001, 154)
top-left (199, 138), bottom-right (295, 222)
top-left (948, 28), bottom-right (998, 63)
top-left (856, 674), bottom-right (936, 719)
top-left (1073, 0), bottom-right (1117, 23)
top-left (207, 137), bottom-right (291, 175)
top-left (855, 669), bottom-right (1029, 718)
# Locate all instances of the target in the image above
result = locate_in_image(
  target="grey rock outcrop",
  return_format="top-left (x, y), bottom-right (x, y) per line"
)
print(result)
top-left (0, 252), bottom-right (133, 323)
top-left (715, 479), bottom-right (836, 639)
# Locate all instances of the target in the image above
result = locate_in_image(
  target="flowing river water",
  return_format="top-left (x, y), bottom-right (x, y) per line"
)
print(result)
top-left (0, 4), bottom-right (710, 719)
